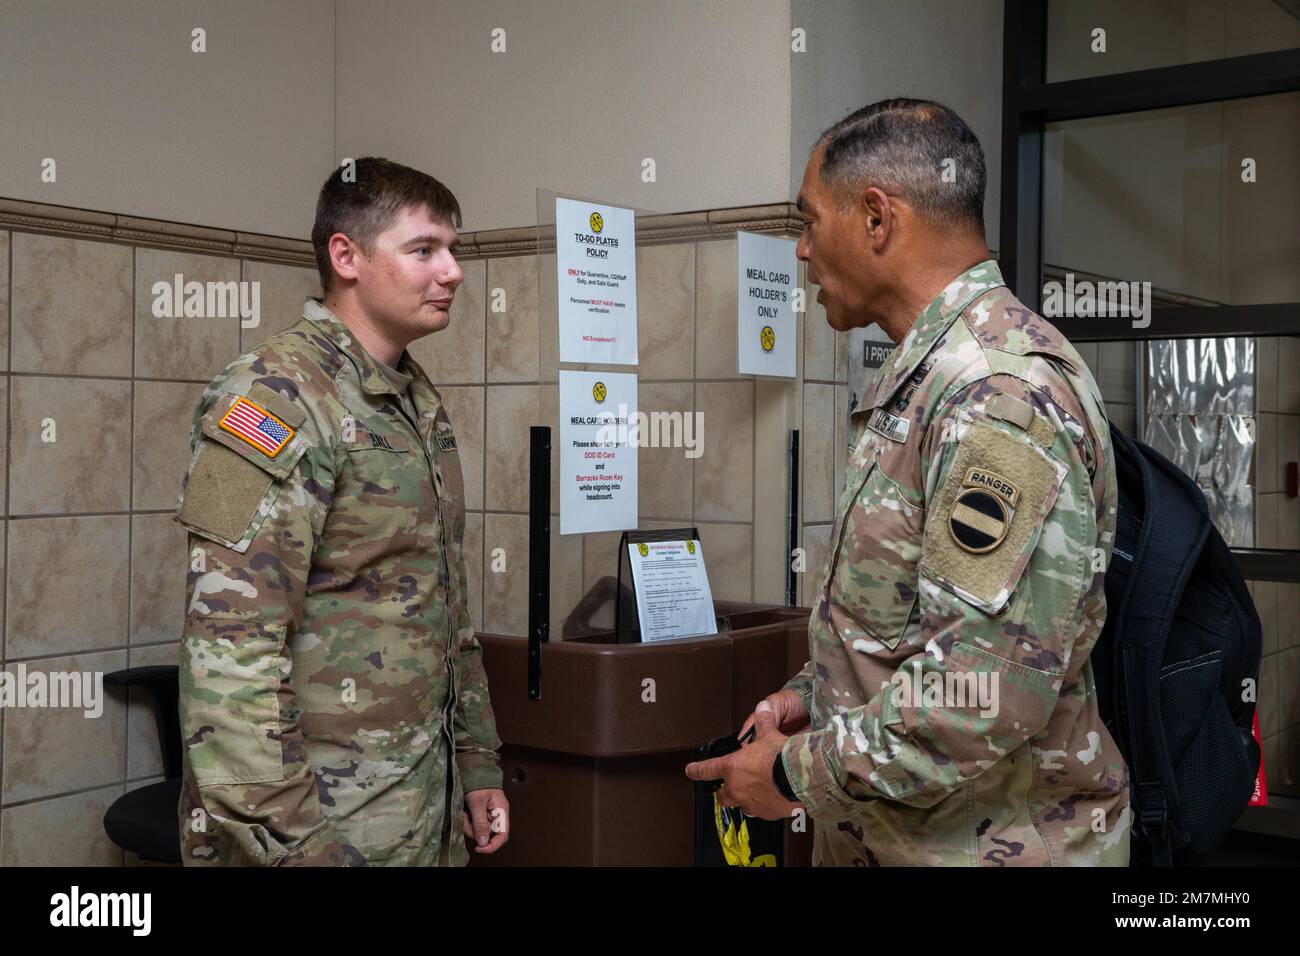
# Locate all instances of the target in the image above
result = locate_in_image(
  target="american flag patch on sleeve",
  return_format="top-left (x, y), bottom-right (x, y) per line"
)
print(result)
top-left (218, 396), bottom-right (296, 458)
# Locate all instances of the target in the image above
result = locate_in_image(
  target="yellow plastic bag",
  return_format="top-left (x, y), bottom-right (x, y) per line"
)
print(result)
top-left (713, 794), bottom-right (777, 867)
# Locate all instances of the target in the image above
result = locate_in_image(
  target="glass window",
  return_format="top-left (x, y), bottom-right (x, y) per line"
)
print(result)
top-left (1042, 93), bottom-right (1300, 308)
top-left (1047, 0), bottom-right (1300, 82)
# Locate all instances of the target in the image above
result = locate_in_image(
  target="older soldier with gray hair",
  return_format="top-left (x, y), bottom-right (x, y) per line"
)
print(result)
top-left (175, 158), bottom-right (507, 865)
top-left (687, 98), bottom-right (1130, 866)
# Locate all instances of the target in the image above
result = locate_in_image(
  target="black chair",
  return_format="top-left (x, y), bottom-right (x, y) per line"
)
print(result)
top-left (102, 666), bottom-right (182, 864)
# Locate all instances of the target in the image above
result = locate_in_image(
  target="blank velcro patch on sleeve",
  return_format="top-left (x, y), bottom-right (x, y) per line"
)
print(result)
top-left (177, 440), bottom-right (277, 550)
top-left (921, 419), bottom-right (1066, 613)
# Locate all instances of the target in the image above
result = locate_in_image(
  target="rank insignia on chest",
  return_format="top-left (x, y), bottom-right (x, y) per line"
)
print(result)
top-left (217, 396), bottom-right (295, 458)
top-left (867, 408), bottom-right (910, 443)
top-left (437, 434), bottom-right (458, 452)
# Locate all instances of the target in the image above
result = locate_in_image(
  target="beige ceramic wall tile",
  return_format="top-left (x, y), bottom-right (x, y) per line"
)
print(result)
top-left (695, 239), bottom-right (740, 380)
top-left (6, 516), bottom-right (129, 657)
top-left (438, 386), bottom-right (485, 511)
top-left (0, 648), bottom-right (128, 804)
top-left (126, 641), bottom-right (181, 779)
top-left (484, 385), bottom-right (539, 513)
top-left (1257, 413), bottom-right (1278, 495)
top-left (11, 233), bottom-right (132, 376)
top-left (134, 248), bottom-right (242, 381)
top-left (481, 511), bottom-right (580, 639)
top-left (1097, 341), bottom-right (1136, 405)
top-left (1073, 342), bottom-right (1099, 378)
top-left (1279, 647), bottom-right (1300, 732)
top-left (463, 511), bottom-right (484, 633)
top-left (637, 382), bottom-right (694, 519)
top-left (410, 258), bottom-right (485, 385)
top-left (1278, 415), bottom-right (1299, 500)
top-left (550, 528), bottom-right (583, 640)
top-left (1255, 581), bottom-right (1278, 657)
top-left (1280, 493), bottom-right (1300, 550)
top-left (802, 384), bottom-right (834, 523)
top-left (799, 523), bottom-right (833, 607)
top-left (130, 513), bottom-right (189, 646)
top-left (1106, 402), bottom-right (1136, 436)
top-left (0, 783), bottom-right (125, 866)
top-left (482, 512), bottom-right (527, 637)
top-left (581, 529), bottom-right (625, 602)
top-left (1260, 652), bottom-right (1280, 739)
top-left (0, 379), bottom-right (7, 515)
top-left (486, 256), bottom-right (539, 383)
top-left (239, 259), bottom-right (321, 351)
top-left (637, 242), bottom-right (694, 381)
top-left (1257, 493), bottom-right (1278, 549)
top-left (535, 254), bottom-right (561, 379)
top-left (754, 380), bottom-right (795, 605)
top-left (0, 232), bottom-right (9, 371)
top-left (133, 380), bottom-right (206, 511)
top-left (803, 276), bottom-right (834, 381)
top-left (539, 383), bottom-right (560, 514)
top-left (834, 384), bottom-right (849, 507)
top-left (1280, 583), bottom-right (1300, 651)
top-left (1255, 337), bottom-right (1277, 415)
top-left (693, 381), bottom-right (753, 522)
top-left (9, 376), bottom-right (131, 514)
top-left (696, 522), bottom-right (752, 604)
top-left (1278, 339), bottom-right (1300, 414)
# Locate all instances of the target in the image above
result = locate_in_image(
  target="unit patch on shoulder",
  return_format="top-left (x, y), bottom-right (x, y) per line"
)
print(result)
top-left (218, 396), bottom-right (296, 458)
top-left (949, 487), bottom-right (1010, 553)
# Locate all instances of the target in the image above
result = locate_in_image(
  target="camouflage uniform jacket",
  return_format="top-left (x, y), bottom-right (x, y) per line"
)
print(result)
top-left (175, 296), bottom-right (501, 866)
top-left (782, 260), bottom-right (1130, 866)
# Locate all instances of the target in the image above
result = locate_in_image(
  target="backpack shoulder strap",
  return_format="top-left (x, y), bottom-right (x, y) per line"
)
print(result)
top-left (1109, 425), bottom-right (1212, 864)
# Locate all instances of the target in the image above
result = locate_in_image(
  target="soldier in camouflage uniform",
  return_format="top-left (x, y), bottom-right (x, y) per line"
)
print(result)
top-left (176, 159), bottom-right (505, 866)
top-left (687, 100), bottom-right (1129, 866)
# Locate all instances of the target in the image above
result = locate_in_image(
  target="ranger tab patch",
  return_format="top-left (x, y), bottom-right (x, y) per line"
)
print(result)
top-left (963, 467), bottom-right (1020, 507)
top-left (218, 396), bottom-right (295, 458)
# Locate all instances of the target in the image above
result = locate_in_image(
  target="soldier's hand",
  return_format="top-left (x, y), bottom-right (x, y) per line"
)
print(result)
top-left (462, 788), bottom-right (509, 854)
top-left (738, 688), bottom-right (810, 741)
top-left (684, 701), bottom-right (804, 821)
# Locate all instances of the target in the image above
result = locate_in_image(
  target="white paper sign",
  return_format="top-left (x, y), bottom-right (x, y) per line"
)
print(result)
top-left (736, 230), bottom-right (796, 378)
top-left (559, 369), bottom-right (638, 535)
top-left (556, 197), bottom-right (638, 365)
top-left (627, 539), bottom-right (718, 642)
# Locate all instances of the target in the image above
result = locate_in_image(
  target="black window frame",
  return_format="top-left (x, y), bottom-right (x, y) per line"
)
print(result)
top-left (1000, 0), bottom-right (1300, 584)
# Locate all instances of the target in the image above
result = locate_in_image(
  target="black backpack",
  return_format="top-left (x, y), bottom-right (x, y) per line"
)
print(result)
top-left (1092, 423), bottom-right (1262, 867)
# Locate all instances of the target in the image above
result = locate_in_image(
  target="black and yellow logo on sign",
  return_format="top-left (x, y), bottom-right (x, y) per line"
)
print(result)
top-left (589, 211), bottom-right (604, 233)
top-left (949, 487), bottom-right (1010, 554)
top-left (593, 381), bottom-right (607, 403)
top-left (686, 540), bottom-right (696, 554)
top-left (760, 325), bottom-right (776, 353)
top-left (637, 542), bottom-right (650, 557)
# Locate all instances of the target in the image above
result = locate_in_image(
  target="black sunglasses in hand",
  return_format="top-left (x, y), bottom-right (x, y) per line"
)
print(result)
top-left (699, 724), bottom-right (758, 793)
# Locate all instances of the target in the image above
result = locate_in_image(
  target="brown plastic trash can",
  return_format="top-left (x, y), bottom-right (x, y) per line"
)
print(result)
top-left (470, 603), bottom-right (814, 867)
